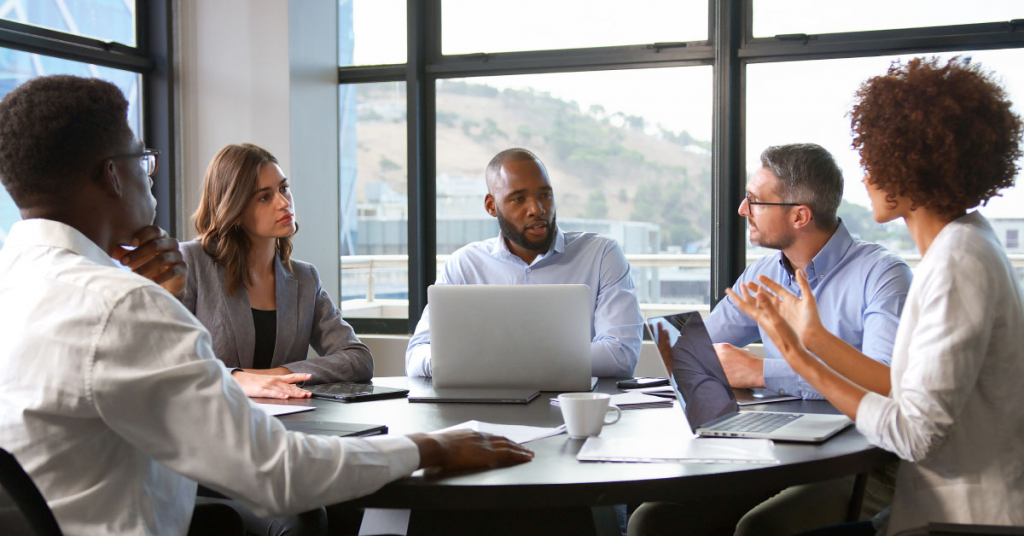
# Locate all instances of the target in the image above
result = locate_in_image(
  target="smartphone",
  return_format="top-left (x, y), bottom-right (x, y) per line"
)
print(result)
top-left (616, 377), bottom-right (670, 390)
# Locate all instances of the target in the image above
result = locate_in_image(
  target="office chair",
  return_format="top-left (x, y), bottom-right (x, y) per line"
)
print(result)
top-left (0, 448), bottom-right (62, 536)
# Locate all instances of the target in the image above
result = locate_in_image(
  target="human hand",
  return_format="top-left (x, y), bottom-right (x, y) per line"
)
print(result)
top-left (409, 429), bottom-right (534, 475)
top-left (111, 225), bottom-right (187, 299)
top-left (724, 284), bottom-right (809, 367)
top-left (655, 324), bottom-right (674, 378)
top-left (713, 343), bottom-right (765, 388)
top-left (231, 370), bottom-right (312, 399)
top-left (755, 271), bottom-right (824, 346)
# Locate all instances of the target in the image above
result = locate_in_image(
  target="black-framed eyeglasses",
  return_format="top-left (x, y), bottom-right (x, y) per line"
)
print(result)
top-left (745, 192), bottom-right (800, 208)
top-left (110, 149), bottom-right (160, 177)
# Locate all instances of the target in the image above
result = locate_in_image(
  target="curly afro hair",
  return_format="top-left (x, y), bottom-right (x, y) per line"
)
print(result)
top-left (850, 57), bottom-right (1023, 219)
top-left (0, 75), bottom-right (130, 206)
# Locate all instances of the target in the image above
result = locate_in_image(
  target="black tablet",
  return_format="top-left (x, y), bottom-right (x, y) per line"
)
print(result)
top-left (306, 382), bottom-right (409, 402)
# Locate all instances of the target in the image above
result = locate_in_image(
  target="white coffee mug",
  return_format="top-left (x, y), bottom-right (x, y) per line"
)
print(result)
top-left (558, 393), bottom-right (622, 439)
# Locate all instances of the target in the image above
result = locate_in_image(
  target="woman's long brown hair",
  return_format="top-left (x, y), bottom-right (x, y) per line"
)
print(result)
top-left (192, 143), bottom-right (294, 295)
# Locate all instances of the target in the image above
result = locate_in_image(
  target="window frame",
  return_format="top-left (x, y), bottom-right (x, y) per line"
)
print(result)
top-left (339, 0), bottom-right (1024, 335)
top-left (0, 1), bottom-right (176, 232)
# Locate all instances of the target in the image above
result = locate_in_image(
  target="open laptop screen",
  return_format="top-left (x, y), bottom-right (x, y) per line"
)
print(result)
top-left (646, 312), bottom-right (739, 431)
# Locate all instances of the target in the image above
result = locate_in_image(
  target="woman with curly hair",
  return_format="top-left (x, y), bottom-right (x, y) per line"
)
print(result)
top-left (727, 57), bottom-right (1024, 534)
top-left (181, 143), bottom-right (373, 400)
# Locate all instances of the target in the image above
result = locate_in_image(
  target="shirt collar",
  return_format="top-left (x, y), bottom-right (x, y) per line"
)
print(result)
top-left (5, 218), bottom-right (120, 269)
top-left (777, 219), bottom-right (854, 283)
top-left (490, 226), bottom-right (565, 261)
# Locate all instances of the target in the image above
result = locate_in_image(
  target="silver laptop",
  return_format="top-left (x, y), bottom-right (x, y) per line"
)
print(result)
top-left (647, 312), bottom-right (851, 443)
top-left (429, 284), bottom-right (593, 391)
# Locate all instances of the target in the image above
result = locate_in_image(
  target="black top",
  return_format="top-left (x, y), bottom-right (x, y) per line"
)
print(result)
top-left (251, 308), bottom-right (277, 370)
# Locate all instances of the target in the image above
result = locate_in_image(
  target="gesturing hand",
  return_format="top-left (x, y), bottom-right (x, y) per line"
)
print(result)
top-left (724, 282), bottom-right (808, 367)
top-left (755, 270), bottom-right (824, 346)
top-left (111, 226), bottom-right (187, 299)
top-left (232, 370), bottom-right (312, 399)
top-left (410, 429), bottom-right (534, 475)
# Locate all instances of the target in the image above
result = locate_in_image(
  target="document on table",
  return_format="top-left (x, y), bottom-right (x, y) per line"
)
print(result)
top-left (254, 403), bottom-right (316, 417)
top-left (550, 392), bottom-right (673, 410)
top-left (577, 436), bottom-right (778, 464)
top-left (434, 420), bottom-right (566, 444)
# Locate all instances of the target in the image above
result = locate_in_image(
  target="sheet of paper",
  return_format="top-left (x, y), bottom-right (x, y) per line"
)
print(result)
top-left (549, 392), bottom-right (673, 409)
top-left (255, 403), bottom-right (316, 417)
top-left (434, 420), bottom-right (566, 444)
top-left (577, 436), bottom-right (778, 464)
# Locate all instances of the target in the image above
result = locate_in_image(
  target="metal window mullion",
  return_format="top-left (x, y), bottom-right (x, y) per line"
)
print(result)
top-left (406, 0), bottom-right (439, 332)
top-left (712, 0), bottom-right (747, 307)
top-left (143, 0), bottom-right (175, 235)
top-left (0, 20), bottom-right (151, 72)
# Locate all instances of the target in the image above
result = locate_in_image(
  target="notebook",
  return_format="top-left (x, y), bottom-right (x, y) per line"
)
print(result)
top-left (647, 312), bottom-right (852, 443)
top-left (428, 284), bottom-right (595, 392)
top-left (280, 420), bottom-right (388, 437)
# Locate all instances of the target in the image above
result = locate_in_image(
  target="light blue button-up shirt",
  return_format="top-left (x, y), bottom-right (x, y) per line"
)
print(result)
top-left (406, 228), bottom-right (644, 378)
top-left (704, 220), bottom-right (912, 399)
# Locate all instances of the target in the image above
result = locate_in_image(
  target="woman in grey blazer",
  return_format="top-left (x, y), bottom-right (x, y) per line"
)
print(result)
top-left (182, 143), bottom-right (372, 399)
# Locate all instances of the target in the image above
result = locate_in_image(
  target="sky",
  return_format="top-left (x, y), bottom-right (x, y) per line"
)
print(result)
top-left (345, 0), bottom-right (1024, 218)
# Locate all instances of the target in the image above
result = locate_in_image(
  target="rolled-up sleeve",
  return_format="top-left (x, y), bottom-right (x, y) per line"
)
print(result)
top-left (855, 263), bottom-right (990, 463)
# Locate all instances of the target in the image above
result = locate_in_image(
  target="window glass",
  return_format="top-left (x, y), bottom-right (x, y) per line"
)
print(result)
top-left (435, 67), bottom-right (714, 316)
top-left (746, 50), bottom-right (1024, 288)
top-left (338, 0), bottom-right (406, 67)
top-left (753, 0), bottom-right (1023, 38)
top-left (338, 82), bottom-right (409, 319)
top-left (442, 0), bottom-right (708, 55)
top-left (0, 0), bottom-right (135, 46)
top-left (0, 47), bottom-right (142, 247)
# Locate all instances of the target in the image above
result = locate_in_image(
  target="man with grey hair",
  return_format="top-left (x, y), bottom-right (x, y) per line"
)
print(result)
top-left (630, 143), bottom-right (911, 536)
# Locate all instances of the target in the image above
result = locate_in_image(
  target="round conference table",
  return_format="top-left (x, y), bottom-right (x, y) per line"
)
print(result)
top-left (266, 377), bottom-right (894, 535)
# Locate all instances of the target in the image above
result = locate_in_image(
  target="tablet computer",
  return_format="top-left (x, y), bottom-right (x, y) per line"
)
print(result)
top-left (306, 382), bottom-right (409, 402)
top-left (407, 388), bottom-right (540, 404)
top-left (281, 420), bottom-right (388, 437)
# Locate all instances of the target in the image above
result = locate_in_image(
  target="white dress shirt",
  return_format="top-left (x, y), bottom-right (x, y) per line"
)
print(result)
top-left (856, 212), bottom-right (1024, 533)
top-left (0, 219), bottom-right (419, 536)
top-left (405, 228), bottom-right (644, 378)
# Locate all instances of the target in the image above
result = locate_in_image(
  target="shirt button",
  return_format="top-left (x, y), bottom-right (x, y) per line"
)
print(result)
top-left (526, 268), bottom-right (531, 273)
top-left (778, 389), bottom-right (786, 395)
top-left (819, 275), bottom-right (824, 280)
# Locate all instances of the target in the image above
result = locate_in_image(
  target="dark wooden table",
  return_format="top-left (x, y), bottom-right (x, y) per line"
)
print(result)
top-left (266, 377), bottom-right (893, 534)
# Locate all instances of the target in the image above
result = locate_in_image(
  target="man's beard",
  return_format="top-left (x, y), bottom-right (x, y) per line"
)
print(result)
top-left (749, 219), bottom-right (794, 251)
top-left (497, 209), bottom-right (557, 253)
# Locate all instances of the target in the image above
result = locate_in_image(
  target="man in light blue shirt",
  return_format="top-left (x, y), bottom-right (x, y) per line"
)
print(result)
top-left (406, 148), bottom-right (643, 378)
top-left (704, 143), bottom-right (911, 401)
top-left (629, 144), bottom-right (912, 536)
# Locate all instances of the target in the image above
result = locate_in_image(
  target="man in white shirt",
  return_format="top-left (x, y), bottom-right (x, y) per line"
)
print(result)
top-left (0, 75), bottom-right (532, 536)
top-left (406, 148), bottom-right (644, 378)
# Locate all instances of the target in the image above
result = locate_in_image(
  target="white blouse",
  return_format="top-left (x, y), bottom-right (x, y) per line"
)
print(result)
top-left (857, 212), bottom-right (1024, 533)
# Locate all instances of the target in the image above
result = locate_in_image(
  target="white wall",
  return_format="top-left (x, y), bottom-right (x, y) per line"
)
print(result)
top-left (176, 0), bottom-right (341, 301)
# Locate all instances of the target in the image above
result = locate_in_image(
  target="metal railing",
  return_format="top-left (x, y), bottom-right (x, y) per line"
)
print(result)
top-left (342, 253), bottom-right (1024, 304)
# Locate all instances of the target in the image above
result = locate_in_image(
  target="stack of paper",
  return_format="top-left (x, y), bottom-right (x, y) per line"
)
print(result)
top-left (620, 385), bottom-right (676, 398)
top-left (577, 436), bottom-right (778, 464)
top-left (434, 420), bottom-right (566, 444)
top-left (549, 392), bottom-right (673, 410)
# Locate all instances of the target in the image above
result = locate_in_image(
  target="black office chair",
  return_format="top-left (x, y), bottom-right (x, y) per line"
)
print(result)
top-left (0, 448), bottom-right (62, 536)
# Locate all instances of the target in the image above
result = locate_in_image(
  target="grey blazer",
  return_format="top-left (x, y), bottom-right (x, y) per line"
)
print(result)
top-left (180, 240), bottom-right (372, 384)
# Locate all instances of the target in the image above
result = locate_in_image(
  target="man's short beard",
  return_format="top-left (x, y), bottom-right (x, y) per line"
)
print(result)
top-left (496, 209), bottom-right (557, 253)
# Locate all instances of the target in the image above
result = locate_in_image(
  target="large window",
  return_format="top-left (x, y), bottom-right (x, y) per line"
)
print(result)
top-left (746, 49), bottom-right (1024, 286)
top-left (0, 1), bottom-right (160, 247)
top-left (435, 68), bottom-right (713, 309)
top-left (338, 1), bottom-right (1024, 333)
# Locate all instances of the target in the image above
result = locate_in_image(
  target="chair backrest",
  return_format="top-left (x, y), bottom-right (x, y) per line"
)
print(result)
top-left (0, 448), bottom-right (62, 536)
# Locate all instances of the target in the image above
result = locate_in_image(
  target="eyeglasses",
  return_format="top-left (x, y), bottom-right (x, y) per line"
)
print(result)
top-left (745, 192), bottom-right (801, 209)
top-left (110, 149), bottom-right (160, 177)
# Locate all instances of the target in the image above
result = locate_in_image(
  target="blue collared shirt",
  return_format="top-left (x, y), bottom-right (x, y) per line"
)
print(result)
top-left (406, 228), bottom-right (644, 378)
top-left (704, 220), bottom-right (912, 399)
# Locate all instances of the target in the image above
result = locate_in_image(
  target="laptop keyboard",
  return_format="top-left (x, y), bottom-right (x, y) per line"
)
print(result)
top-left (707, 412), bottom-right (802, 434)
